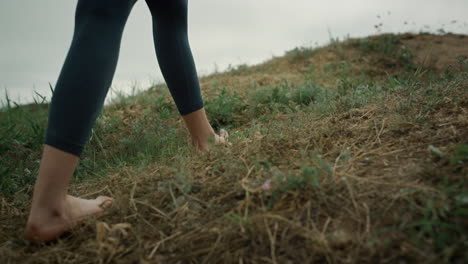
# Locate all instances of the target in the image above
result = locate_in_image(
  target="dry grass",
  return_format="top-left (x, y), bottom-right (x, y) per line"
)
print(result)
top-left (1, 33), bottom-right (467, 263)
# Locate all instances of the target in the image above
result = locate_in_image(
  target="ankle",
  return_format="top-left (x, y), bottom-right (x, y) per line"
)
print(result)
top-left (190, 128), bottom-right (215, 142)
top-left (182, 108), bottom-right (216, 144)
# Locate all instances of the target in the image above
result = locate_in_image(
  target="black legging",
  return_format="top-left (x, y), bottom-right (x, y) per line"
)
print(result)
top-left (45, 0), bottom-right (203, 157)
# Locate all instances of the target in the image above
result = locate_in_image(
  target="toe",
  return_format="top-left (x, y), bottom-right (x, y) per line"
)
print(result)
top-left (219, 129), bottom-right (229, 138)
top-left (96, 196), bottom-right (113, 210)
top-left (215, 135), bottom-right (226, 145)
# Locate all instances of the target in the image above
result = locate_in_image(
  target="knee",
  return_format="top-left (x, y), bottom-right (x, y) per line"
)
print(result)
top-left (76, 0), bottom-right (136, 21)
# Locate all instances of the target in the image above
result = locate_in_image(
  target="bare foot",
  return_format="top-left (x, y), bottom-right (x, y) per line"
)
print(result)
top-left (214, 129), bottom-right (230, 145)
top-left (195, 129), bottom-right (230, 151)
top-left (181, 108), bottom-right (231, 151)
top-left (24, 195), bottom-right (112, 242)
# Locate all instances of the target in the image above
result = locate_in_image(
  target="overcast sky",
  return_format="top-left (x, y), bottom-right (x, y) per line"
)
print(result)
top-left (1, 0), bottom-right (467, 105)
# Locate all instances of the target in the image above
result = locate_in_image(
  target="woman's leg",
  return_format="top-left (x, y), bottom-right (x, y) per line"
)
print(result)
top-left (25, 0), bottom-right (136, 242)
top-left (145, 0), bottom-right (227, 150)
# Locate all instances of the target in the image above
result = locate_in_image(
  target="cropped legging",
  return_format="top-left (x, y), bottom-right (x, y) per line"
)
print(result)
top-left (45, 0), bottom-right (203, 157)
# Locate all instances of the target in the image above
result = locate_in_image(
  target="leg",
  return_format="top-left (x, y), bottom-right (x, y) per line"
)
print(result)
top-left (46, 0), bottom-right (137, 156)
top-left (145, 0), bottom-right (228, 150)
top-left (25, 0), bottom-right (136, 242)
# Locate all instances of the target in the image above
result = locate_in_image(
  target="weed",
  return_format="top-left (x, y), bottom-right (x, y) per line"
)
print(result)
top-left (450, 143), bottom-right (468, 167)
top-left (455, 55), bottom-right (468, 71)
top-left (286, 47), bottom-right (318, 63)
top-left (225, 213), bottom-right (251, 226)
top-left (205, 87), bottom-right (247, 130)
top-left (406, 180), bottom-right (468, 260)
top-left (228, 64), bottom-right (250, 76)
top-left (1, 33), bottom-right (467, 263)
top-left (359, 34), bottom-right (400, 54)
top-left (400, 144), bottom-right (468, 261)
top-left (268, 163), bottom-right (331, 209)
top-left (355, 34), bottom-right (416, 71)
top-left (0, 100), bottom-right (48, 195)
top-left (291, 82), bottom-right (324, 106)
top-left (250, 81), bottom-right (292, 115)
top-left (323, 61), bottom-right (351, 75)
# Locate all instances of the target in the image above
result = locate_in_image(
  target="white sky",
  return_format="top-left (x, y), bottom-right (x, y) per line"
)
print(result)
top-left (0, 0), bottom-right (467, 105)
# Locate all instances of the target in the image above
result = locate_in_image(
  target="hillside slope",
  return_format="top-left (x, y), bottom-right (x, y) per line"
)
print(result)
top-left (1, 33), bottom-right (467, 263)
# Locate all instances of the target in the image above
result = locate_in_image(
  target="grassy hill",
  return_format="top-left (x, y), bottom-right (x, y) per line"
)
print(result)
top-left (1, 33), bottom-right (467, 263)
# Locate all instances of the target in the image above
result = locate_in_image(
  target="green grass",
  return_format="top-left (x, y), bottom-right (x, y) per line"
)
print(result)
top-left (355, 34), bottom-right (416, 69)
top-left (285, 46), bottom-right (319, 63)
top-left (1, 33), bottom-right (467, 263)
top-left (0, 93), bottom-right (49, 195)
top-left (1, 68), bottom-right (464, 196)
top-left (2, 69), bottom-right (463, 195)
top-left (400, 143), bottom-right (468, 261)
top-left (77, 86), bottom-right (188, 179)
top-left (205, 86), bottom-right (247, 130)
top-left (267, 163), bottom-right (332, 209)
top-left (0, 85), bottom-right (187, 194)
